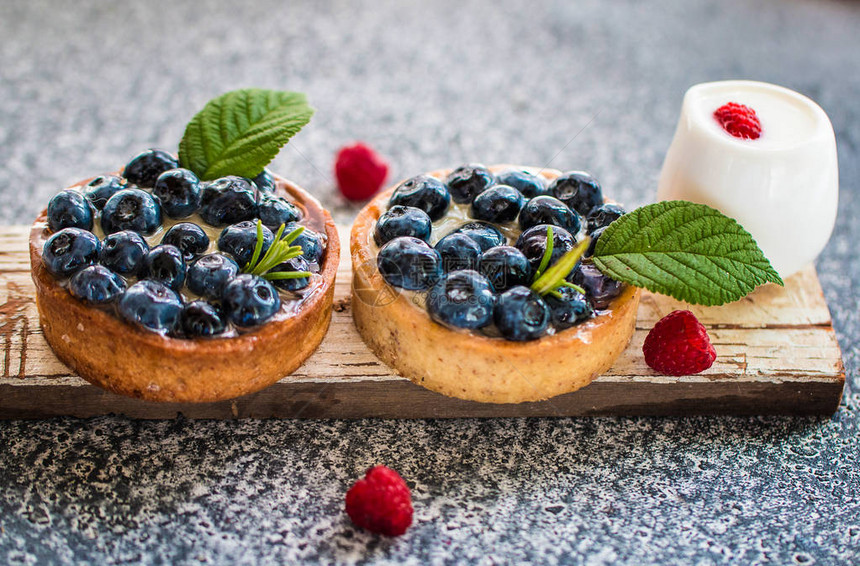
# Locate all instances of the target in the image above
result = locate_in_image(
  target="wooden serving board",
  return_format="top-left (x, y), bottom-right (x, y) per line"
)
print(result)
top-left (0, 226), bottom-right (845, 419)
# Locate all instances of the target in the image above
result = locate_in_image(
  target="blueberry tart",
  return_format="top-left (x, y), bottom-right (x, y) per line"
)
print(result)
top-left (351, 165), bottom-right (641, 404)
top-left (28, 89), bottom-right (339, 402)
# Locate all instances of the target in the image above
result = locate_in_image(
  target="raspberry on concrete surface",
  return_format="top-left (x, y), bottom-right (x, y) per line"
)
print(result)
top-left (345, 465), bottom-right (413, 536)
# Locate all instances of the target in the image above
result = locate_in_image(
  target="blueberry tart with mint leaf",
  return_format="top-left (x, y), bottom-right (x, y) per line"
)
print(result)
top-left (350, 165), bottom-right (641, 404)
top-left (29, 89), bottom-right (339, 403)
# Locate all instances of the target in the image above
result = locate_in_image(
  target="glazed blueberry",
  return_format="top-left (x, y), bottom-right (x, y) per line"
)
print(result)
top-left (141, 245), bottom-right (186, 291)
top-left (162, 222), bottom-right (209, 261)
top-left (570, 263), bottom-right (624, 310)
top-left (118, 280), bottom-right (183, 333)
top-left (186, 253), bottom-right (240, 300)
top-left (284, 222), bottom-right (325, 264)
top-left (478, 245), bottom-right (532, 292)
top-left (259, 194), bottom-right (301, 231)
top-left (101, 188), bottom-right (162, 235)
top-left (178, 300), bottom-right (226, 337)
top-left (515, 224), bottom-right (577, 273)
top-left (42, 228), bottom-right (101, 278)
top-left (435, 233), bottom-right (482, 272)
top-left (218, 221), bottom-right (273, 268)
top-left (446, 164), bottom-right (495, 204)
top-left (252, 168), bottom-right (276, 193)
top-left (496, 169), bottom-right (549, 199)
top-left (47, 190), bottom-right (93, 232)
top-left (198, 176), bottom-right (259, 227)
top-left (374, 205), bottom-right (432, 246)
top-left (388, 175), bottom-right (450, 221)
top-left (83, 175), bottom-right (125, 210)
top-left (544, 286), bottom-right (593, 329)
top-left (452, 221), bottom-right (506, 252)
top-left (493, 286), bottom-right (550, 342)
top-left (586, 203), bottom-right (626, 232)
top-left (470, 185), bottom-right (524, 224)
top-left (123, 149), bottom-right (179, 188)
top-left (518, 195), bottom-right (582, 234)
top-left (99, 231), bottom-right (149, 276)
top-left (221, 274), bottom-right (281, 327)
top-left (426, 270), bottom-right (495, 329)
top-left (69, 265), bottom-right (126, 305)
top-left (153, 168), bottom-right (201, 218)
top-left (584, 226), bottom-right (606, 257)
top-left (377, 236), bottom-right (443, 290)
top-left (269, 256), bottom-right (311, 291)
top-left (549, 171), bottom-right (603, 216)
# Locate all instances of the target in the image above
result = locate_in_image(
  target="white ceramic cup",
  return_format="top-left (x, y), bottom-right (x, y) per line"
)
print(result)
top-left (657, 80), bottom-right (838, 279)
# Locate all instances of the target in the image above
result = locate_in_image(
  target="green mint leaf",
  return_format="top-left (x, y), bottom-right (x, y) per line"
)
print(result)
top-left (178, 88), bottom-right (314, 180)
top-left (591, 200), bottom-right (784, 306)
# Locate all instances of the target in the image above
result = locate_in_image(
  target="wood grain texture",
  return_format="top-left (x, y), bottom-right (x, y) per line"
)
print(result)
top-left (0, 225), bottom-right (845, 419)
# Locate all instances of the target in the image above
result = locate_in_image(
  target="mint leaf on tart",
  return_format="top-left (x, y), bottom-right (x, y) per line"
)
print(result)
top-left (590, 200), bottom-right (783, 306)
top-left (178, 88), bottom-right (314, 181)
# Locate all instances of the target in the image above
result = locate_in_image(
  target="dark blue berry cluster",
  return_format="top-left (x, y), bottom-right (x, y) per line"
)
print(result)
top-left (41, 149), bottom-right (325, 338)
top-left (375, 165), bottom-right (625, 341)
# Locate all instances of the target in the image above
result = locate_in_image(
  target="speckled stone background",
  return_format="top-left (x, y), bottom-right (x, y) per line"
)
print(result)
top-left (1, 0), bottom-right (859, 564)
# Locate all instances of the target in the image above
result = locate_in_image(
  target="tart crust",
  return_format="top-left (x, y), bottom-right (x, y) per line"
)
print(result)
top-left (30, 175), bottom-right (339, 403)
top-left (351, 166), bottom-right (641, 404)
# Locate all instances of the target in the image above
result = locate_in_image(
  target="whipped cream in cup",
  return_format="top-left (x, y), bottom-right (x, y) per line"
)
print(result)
top-left (657, 80), bottom-right (838, 279)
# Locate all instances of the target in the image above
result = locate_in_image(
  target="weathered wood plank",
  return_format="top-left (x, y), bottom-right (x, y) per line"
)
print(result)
top-left (0, 225), bottom-right (845, 418)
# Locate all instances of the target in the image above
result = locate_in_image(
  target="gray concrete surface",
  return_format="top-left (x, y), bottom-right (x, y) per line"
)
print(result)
top-left (1, 0), bottom-right (859, 563)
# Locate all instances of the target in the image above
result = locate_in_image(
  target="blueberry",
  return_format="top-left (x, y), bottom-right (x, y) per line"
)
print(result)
top-left (83, 175), bottom-right (125, 210)
top-left (162, 222), bottom-right (209, 261)
top-left (221, 274), bottom-right (281, 327)
top-left (141, 245), bottom-right (186, 291)
top-left (446, 164), bottom-right (495, 204)
top-left (478, 245), bottom-right (532, 292)
top-left (570, 263), bottom-right (624, 310)
top-left (493, 286), bottom-right (550, 342)
top-left (496, 169), bottom-right (549, 198)
top-left (269, 256), bottom-right (311, 291)
top-left (549, 171), bottom-right (603, 216)
top-left (518, 195), bottom-right (582, 234)
top-left (68, 265), bottom-right (126, 305)
top-left (99, 231), bottom-right (149, 276)
top-left (153, 168), bottom-right (201, 218)
top-left (377, 236), bottom-right (442, 290)
top-left (198, 176), bottom-right (259, 227)
top-left (218, 221), bottom-right (273, 268)
top-left (101, 188), bottom-right (162, 235)
top-left (374, 205), bottom-right (432, 246)
top-left (451, 221), bottom-right (506, 252)
top-left (47, 190), bottom-right (93, 232)
top-left (426, 270), bottom-right (495, 329)
top-left (186, 253), bottom-right (240, 300)
top-left (515, 224), bottom-right (577, 273)
top-left (584, 226), bottom-right (606, 257)
top-left (253, 168), bottom-right (276, 193)
top-left (435, 233), bottom-right (482, 272)
top-left (178, 300), bottom-right (226, 337)
top-left (118, 280), bottom-right (183, 333)
top-left (544, 286), bottom-right (593, 329)
top-left (259, 194), bottom-right (301, 231)
top-left (470, 185), bottom-right (524, 224)
top-left (586, 203), bottom-right (626, 232)
top-left (42, 228), bottom-right (101, 278)
top-left (389, 175), bottom-right (450, 221)
top-left (123, 149), bottom-right (179, 188)
top-left (284, 222), bottom-right (325, 265)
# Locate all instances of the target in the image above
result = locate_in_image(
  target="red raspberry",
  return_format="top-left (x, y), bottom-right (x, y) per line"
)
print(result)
top-left (643, 310), bottom-right (716, 376)
top-left (334, 142), bottom-right (389, 201)
top-left (713, 102), bottom-right (762, 140)
top-left (345, 465), bottom-right (413, 536)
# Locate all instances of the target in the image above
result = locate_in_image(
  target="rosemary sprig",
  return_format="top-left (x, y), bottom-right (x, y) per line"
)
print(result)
top-left (533, 225), bottom-right (554, 280)
top-left (243, 220), bottom-right (312, 280)
top-left (530, 236), bottom-right (590, 297)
